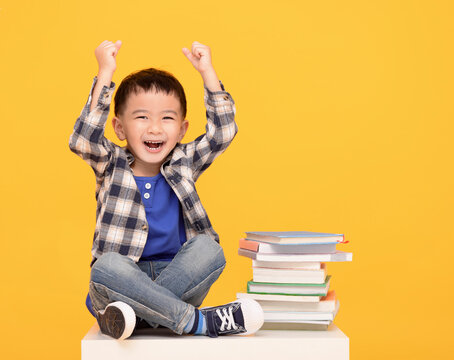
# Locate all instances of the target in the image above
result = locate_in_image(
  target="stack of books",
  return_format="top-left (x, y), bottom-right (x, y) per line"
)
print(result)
top-left (236, 231), bottom-right (352, 331)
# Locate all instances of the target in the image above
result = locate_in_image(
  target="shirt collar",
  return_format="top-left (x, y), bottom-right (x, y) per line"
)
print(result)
top-left (122, 146), bottom-right (174, 168)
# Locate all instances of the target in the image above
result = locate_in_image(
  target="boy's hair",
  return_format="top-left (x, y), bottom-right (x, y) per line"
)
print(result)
top-left (114, 68), bottom-right (187, 120)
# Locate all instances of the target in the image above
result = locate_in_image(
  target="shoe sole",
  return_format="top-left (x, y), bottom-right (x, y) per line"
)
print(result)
top-left (97, 301), bottom-right (136, 340)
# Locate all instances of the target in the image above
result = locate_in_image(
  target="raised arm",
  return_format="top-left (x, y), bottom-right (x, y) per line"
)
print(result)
top-left (182, 42), bottom-right (238, 181)
top-left (69, 40), bottom-right (122, 186)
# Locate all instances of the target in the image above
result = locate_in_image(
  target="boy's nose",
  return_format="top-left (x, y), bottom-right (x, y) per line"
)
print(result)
top-left (148, 121), bottom-right (163, 134)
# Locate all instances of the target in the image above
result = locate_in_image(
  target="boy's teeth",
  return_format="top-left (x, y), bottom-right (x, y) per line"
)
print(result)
top-left (145, 141), bottom-right (163, 149)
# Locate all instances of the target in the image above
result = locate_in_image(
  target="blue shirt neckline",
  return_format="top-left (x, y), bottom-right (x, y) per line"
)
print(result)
top-left (133, 172), bottom-right (163, 181)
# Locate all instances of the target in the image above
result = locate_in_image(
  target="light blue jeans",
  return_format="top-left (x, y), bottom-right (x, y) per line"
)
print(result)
top-left (88, 234), bottom-right (226, 335)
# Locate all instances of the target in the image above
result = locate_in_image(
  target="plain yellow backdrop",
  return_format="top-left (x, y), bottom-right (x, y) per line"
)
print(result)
top-left (0, 0), bottom-right (453, 359)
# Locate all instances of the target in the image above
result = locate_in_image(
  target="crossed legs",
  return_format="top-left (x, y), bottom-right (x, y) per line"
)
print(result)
top-left (88, 235), bottom-right (226, 334)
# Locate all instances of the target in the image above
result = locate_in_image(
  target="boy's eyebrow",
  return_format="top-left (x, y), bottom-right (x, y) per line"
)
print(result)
top-left (131, 109), bottom-right (178, 115)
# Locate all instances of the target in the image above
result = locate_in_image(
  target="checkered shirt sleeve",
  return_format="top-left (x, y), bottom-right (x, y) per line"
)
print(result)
top-left (68, 77), bottom-right (116, 190)
top-left (186, 81), bottom-right (238, 182)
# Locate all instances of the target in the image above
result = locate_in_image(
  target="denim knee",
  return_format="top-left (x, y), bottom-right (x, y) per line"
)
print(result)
top-left (189, 234), bottom-right (226, 270)
top-left (90, 251), bottom-right (130, 283)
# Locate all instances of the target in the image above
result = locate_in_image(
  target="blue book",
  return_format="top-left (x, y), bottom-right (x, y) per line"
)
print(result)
top-left (245, 231), bottom-right (345, 245)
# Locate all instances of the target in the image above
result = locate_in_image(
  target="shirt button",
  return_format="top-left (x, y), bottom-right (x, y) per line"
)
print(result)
top-left (223, 95), bottom-right (229, 100)
top-left (145, 183), bottom-right (151, 189)
top-left (144, 192), bottom-right (150, 199)
top-left (142, 224), bottom-right (148, 230)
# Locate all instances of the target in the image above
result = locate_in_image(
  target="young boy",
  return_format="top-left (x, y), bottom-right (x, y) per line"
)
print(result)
top-left (69, 40), bottom-right (263, 340)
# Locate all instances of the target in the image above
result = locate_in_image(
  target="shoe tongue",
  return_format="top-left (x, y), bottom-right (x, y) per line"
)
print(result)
top-left (232, 303), bottom-right (244, 328)
top-left (213, 303), bottom-right (245, 335)
top-left (203, 302), bottom-right (247, 337)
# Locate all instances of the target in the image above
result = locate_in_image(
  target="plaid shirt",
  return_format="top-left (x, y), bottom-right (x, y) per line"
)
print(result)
top-left (69, 76), bottom-right (237, 267)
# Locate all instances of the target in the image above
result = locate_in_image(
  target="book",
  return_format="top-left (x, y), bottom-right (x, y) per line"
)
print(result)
top-left (266, 319), bottom-right (333, 325)
top-left (240, 230), bottom-right (350, 332)
top-left (245, 231), bottom-right (344, 244)
top-left (237, 292), bottom-right (322, 303)
top-left (257, 291), bottom-right (337, 312)
top-left (252, 263), bottom-right (327, 284)
top-left (252, 260), bottom-right (322, 269)
top-left (239, 248), bottom-right (353, 262)
top-left (247, 275), bottom-right (331, 296)
top-left (260, 321), bottom-right (330, 331)
top-left (263, 300), bottom-right (340, 321)
top-left (240, 238), bottom-right (337, 254)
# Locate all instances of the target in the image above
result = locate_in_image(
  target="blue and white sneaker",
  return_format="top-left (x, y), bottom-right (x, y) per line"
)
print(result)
top-left (201, 298), bottom-right (264, 338)
top-left (96, 301), bottom-right (136, 340)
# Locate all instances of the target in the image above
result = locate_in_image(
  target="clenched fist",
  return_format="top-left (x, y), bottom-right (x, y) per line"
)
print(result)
top-left (182, 41), bottom-right (215, 74)
top-left (95, 40), bottom-right (122, 74)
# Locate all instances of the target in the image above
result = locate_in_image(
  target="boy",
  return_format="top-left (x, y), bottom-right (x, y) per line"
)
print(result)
top-left (69, 40), bottom-right (263, 340)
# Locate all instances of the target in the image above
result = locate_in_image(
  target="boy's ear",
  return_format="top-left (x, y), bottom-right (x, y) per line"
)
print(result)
top-left (178, 119), bottom-right (189, 143)
top-left (112, 116), bottom-right (126, 141)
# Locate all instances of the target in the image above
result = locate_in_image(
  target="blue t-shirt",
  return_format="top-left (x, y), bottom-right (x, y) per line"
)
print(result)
top-left (133, 172), bottom-right (187, 261)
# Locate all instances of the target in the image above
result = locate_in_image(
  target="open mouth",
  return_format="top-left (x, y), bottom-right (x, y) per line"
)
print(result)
top-left (144, 140), bottom-right (164, 152)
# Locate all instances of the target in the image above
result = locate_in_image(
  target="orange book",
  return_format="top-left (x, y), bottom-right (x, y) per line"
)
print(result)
top-left (321, 290), bottom-right (336, 301)
top-left (239, 238), bottom-right (259, 252)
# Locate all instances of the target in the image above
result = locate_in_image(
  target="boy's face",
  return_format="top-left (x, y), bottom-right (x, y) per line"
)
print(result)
top-left (112, 89), bottom-right (189, 176)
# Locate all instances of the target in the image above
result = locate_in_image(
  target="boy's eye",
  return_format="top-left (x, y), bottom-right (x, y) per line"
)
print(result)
top-left (136, 116), bottom-right (174, 120)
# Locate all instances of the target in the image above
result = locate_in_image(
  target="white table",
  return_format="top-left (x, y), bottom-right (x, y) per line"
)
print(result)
top-left (82, 323), bottom-right (349, 360)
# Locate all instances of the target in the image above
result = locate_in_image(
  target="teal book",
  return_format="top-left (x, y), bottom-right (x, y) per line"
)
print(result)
top-left (245, 231), bottom-right (345, 245)
top-left (246, 275), bottom-right (331, 296)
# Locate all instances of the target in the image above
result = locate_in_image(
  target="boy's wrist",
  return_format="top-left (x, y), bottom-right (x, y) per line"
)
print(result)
top-left (97, 68), bottom-right (115, 80)
top-left (200, 68), bottom-right (222, 92)
top-left (98, 69), bottom-right (115, 77)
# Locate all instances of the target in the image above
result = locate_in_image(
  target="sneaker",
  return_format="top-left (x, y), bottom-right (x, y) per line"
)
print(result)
top-left (96, 301), bottom-right (136, 340)
top-left (201, 298), bottom-right (264, 338)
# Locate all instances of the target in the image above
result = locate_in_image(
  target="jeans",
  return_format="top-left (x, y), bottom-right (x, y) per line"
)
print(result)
top-left (88, 234), bottom-right (226, 335)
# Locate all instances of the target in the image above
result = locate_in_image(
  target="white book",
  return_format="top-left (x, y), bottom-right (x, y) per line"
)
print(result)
top-left (252, 260), bottom-right (322, 269)
top-left (264, 300), bottom-right (340, 321)
top-left (244, 240), bottom-right (337, 254)
top-left (260, 321), bottom-right (331, 330)
top-left (252, 263), bottom-right (327, 284)
top-left (258, 291), bottom-right (337, 312)
top-left (239, 248), bottom-right (353, 262)
top-left (236, 292), bottom-right (321, 303)
top-left (264, 319), bottom-right (333, 325)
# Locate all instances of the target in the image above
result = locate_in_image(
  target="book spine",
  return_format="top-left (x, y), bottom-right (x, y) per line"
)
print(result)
top-left (239, 238), bottom-right (259, 252)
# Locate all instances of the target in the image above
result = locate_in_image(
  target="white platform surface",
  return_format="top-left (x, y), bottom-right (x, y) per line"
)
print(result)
top-left (82, 323), bottom-right (349, 360)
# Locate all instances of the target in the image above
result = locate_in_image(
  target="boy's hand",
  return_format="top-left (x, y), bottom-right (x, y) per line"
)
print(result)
top-left (182, 41), bottom-right (214, 74)
top-left (95, 40), bottom-right (122, 74)
top-left (182, 41), bottom-right (221, 92)
top-left (89, 40), bottom-right (121, 112)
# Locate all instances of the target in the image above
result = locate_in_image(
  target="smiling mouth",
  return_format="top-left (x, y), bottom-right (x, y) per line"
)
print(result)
top-left (144, 140), bottom-right (164, 150)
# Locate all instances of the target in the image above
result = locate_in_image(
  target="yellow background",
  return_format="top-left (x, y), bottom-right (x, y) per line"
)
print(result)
top-left (0, 1), bottom-right (452, 359)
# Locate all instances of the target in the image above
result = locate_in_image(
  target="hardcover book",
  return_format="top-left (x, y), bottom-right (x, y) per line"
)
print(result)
top-left (245, 231), bottom-right (344, 244)
top-left (238, 248), bottom-right (353, 262)
top-left (240, 238), bottom-right (337, 254)
top-left (246, 275), bottom-right (331, 296)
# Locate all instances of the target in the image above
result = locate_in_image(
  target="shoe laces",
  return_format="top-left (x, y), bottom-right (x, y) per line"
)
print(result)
top-left (216, 306), bottom-right (238, 332)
